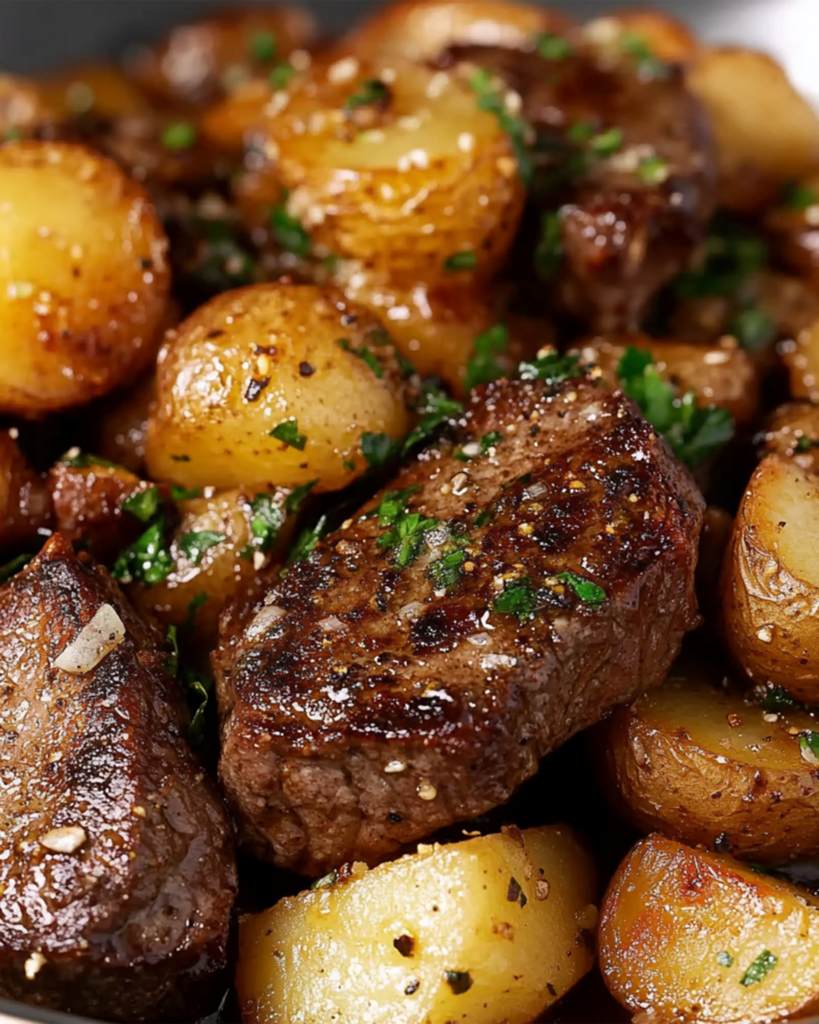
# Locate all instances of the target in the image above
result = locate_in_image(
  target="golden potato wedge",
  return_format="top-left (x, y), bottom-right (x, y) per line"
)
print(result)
top-left (583, 9), bottom-right (699, 64)
top-left (236, 825), bottom-right (596, 1024)
top-left (569, 333), bottom-right (760, 429)
top-left (721, 453), bottom-right (819, 702)
top-left (0, 431), bottom-right (52, 551)
top-left (259, 55), bottom-right (525, 288)
top-left (40, 62), bottom-right (151, 119)
top-left (146, 283), bottom-right (411, 492)
top-left (336, 0), bottom-right (573, 62)
top-left (128, 485), bottom-right (296, 652)
top-left (597, 657), bottom-right (819, 863)
top-left (688, 48), bottom-right (819, 212)
top-left (0, 141), bottom-right (170, 416)
top-left (599, 834), bottom-right (819, 1023)
top-left (758, 402), bottom-right (819, 476)
top-left (127, 4), bottom-right (319, 109)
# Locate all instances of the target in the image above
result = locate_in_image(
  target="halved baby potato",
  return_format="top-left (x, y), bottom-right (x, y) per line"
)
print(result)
top-left (687, 48), bottom-right (819, 212)
top-left (758, 402), bottom-right (819, 476)
top-left (146, 283), bottom-right (411, 492)
top-left (40, 62), bottom-right (151, 119)
top-left (0, 141), bottom-right (170, 416)
top-left (582, 9), bottom-right (699, 64)
top-left (569, 333), bottom-right (760, 429)
top-left (597, 657), bottom-right (819, 863)
top-left (236, 825), bottom-right (597, 1024)
top-left (599, 834), bottom-right (819, 1023)
top-left (721, 453), bottom-right (819, 701)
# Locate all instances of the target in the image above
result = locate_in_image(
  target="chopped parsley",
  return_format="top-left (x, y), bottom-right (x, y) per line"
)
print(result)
top-left (61, 451), bottom-right (122, 470)
top-left (675, 218), bottom-right (767, 299)
top-left (270, 63), bottom-right (295, 90)
top-left (343, 458), bottom-right (356, 472)
top-left (185, 592), bottom-right (208, 630)
top-left (361, 432), bottom-right (397, 468)
top-left (589, 127), bottom-right (623, 157)
top-left (183, 667), bottom-right (212, 747)
top-left (287, 514), bottom-right (328, 566)
top-left (161, 120), bottom-right (197, 151)
top-left (345, 78), bottom-right (390, 110)
top-left (444, 250), bottom-right (477, 272)
top-left (728, 307), bottom-right (776, 352)
top-left (270, 419), bottom-right (307, 451)
top-left (170, 485), bottom-right (203, 501)
top-left (781, 180), bottom-right (819, 210)
top-left (338, 337), bottom-right (383, 378)
top-left (465, 323), bottom-right (509, 392)
top-left (534, 210), bottom-right (563, 280)
top-left (535, 32), bottom-right (573, 60)
top-left (796, 435), bottom-right (819, 453)
top-left (470, 68), bottom-right (533, 185)
top-left (555, 571), bottom-right (606, 607)
top-left (566, 121), bottom-right (596, 144)
top-left (179, 530), bottom-right (227, 566)
top-left (638, 154), bottom-right (667, 184)
top-left (402, 382), bottom-right (464, 454)
top-left (474, 510), bottom-right (493, 528)
top-left (740, 951), bottom-right (777, 987)
top-left (428, 548), bottom-right (468, 590)
top-left (760, 685), bottom-right (799, 710)
top-left (494, 577), bottom-right (538, 623)
top-left (620, 31), bottom-right (668, 79)
top-left (170, 454), bottom-right (191, 463)
top-left (378, 511), bottom-right (440, 569)
top-left (249, 30), bottom-right (276, 63)
top-left (0, 552), bottom-right (32, 584)
top-left (617, 347), bottom-right (734, 466)
top-left (166, 624), bottom-right (179, 677)
top-left (375, 486), bottom-right (419, 526)
top-left (311, 869), bottom-right (339, 890)
top-left (285, 480), bottom-right (317, 515)
top-left (717, 952), bottom-right (734, 968)
top-left (270, 192), bottom-right (311, 258)
top-left (518, 351), bottom-right (579, 385)
top-left (121, 486), bottom-right (161, 523)
top-left (248, 493), bottom-right (286, 551)
top-left (112, 518), bottom-right (174, 586)
top-left (799, 731), bottom-right (819, 764)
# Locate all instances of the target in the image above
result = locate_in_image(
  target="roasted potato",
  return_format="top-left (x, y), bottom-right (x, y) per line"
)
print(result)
top-left (257, 55), bottom-right (525, 288)
top-left (0, 431), bottom-right (52, 551)
top-left (597, 657), bottom-right (819, 863)
top-left (599, 834), bottom-right (819, 1023)
top-left (758, 402), bottom-right (819, 476)
top-left (582, 9), bottom-right (699, 64)
top-left (40, 62), bottom-right (150, 119)
top-left (688, 48), bottom-right (819, 212)
top-left (127, 4), bottom-right (319, 109)
top-left (721, 453), bottom-right (819, 702)
top-left (336, 0), bottom-right (573, 62)
top-left (764, 176), bottom-right (819, 286)
top-left (146, 283), bottom-right (411, 492)
top-left (781, 314), bottom-right (819, 403)
top-left (236, 825), bottom-right (597, 1024)
top-left (0, 141), bottom-right (170, 416)
top-left (569, 333), bottom-right (760, 429)
top-left (128, 485), bottom-right (296, 652)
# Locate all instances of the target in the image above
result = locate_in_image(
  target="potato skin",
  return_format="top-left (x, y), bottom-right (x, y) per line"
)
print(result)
top-left (0, 141), bottom-right (170, 416)
top-left (583, 9), bottom-right (699, 63)
top-left (758, 402), bottom-right (819, 476)
top-left (596, 659), bottom-right (819, 863)
top-left (236, 826), bottom-right (596, 1024)
top-left (40, 63), bottom-right (151, 120)
top-left (93, 374), bottom-right (156, 475)
top-left (721, 454), bottom-right (819, 701)
top-left (146, 283), bottom-right (411, 492)
top-left (599, 834), bottom-right (819, 1024)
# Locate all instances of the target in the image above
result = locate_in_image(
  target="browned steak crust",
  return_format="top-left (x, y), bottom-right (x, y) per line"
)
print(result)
top-left (0, 536), bottom-right (236, 1022)
top-left (216, 377), bottom-right (704, 876)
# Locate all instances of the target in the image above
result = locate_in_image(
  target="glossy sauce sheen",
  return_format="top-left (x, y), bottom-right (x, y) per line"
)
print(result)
top-left (0, 536), bottom-right (236, 1022)
top-left (216, 376), bottom-right (704, 876)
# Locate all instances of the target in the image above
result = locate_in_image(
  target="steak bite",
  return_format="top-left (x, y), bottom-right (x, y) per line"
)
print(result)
top-left (0, 535), bottom-right (236, 1023)
top-left (216, 375), bottom-right (704, 876)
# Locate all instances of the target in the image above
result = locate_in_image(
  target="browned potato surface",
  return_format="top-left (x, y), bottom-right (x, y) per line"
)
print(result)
top-left (583, 9), bottom-right (699, 63)
top-left (40, 62), bottom-right (151, 119)
top-left (721, 453), bottom-right (819, 702)
top-left (599, 834), bottom-right (819, 1023)
top-left (0, 74), bottom-right (54, 134)
top-left (337, 0), bottom-right (573, 62)
top-left (569, 334), bottom-right (760, 429)
top-left (597, 658), bottom-right (819, 863)
top-left (127, 5), bottom-right (319, 109)
top-left (688, 48), bottom-right (819, 212)
top-left (258, 55), bottom-right (525, 288)
top-left (782, 313), bottom-right (819, 403)
top-left (237, 826), bottom-right (597, 1024)
top-left (764, 175), bottom-right (819, 286)
top-left (0, 431), bottom-right (52, 550)
top-left (0, 141), bottom-right (170, 416)
top-left (146, 283), bottom-right (411, 492)
top-left (758, 402), bottom-right (819, 475)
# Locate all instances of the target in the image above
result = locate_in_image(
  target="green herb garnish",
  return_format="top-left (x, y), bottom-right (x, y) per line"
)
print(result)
top-left (285, 480), bottom-right (317, 516)
top-left (170, 454), bottom-right (190, 463)
top-left (185, 592), bottom-right (208, 630)
top-left (589, 127), bottom-right (623, 157)
top-left (555, 571), bottom-right (605, 607)
top-left (796, 435), bottom-right (819, 453)
top-left (717, 952), bottom-right (734, 968)
top-left (638, 154), bottom-right (667, 184)
top-left (339, 338), bottom-right (384, 378)
top-left (161, 121), bottom-right (197, 151)
top-left (345, 78), bottom-right (389, 110)
top-left (470, 68), bottom-right (533, 185)
top-left (800, 731), bottom-right (819, 764)
top-left (270, 419), bottom-right (307, 450)
top-left (170, 485), bottom-right (203, 501)
top-left (121, 486), bottom-right (161, 523)
top-left (494, 577), bottom-right (538, 623)
top-left (444, 250), bottom-right (477, 272)
top-left (740, 951), bottom-right (777, 987)
top-left (675, 219), bottom-right (767, 299)
top-left (0, 552), bottom-right (32, 584)
top-left (311, 870), bottom-right (339, 890)
top-left (781, 180), bottom-right (819, 210)
top-left (760, 685), bottom-right (799, 710)
top-left (376, 486), bottom-right (420, 526)
top-left (287, 514), bottom-right (328, 566)
top-left (270, 63), bottom-right (295, 90)
top-left (182, 667), bottom-right (212, 747)
top-left (566, 121), bottom-right (596, 144)
top-left (429, 548), bottom-right (467, 590)
top-left (249, 30), bottom-right (276, 63)
top-left (112, 518), bottom-right (174, 586)
top-left (402, 382), bottom-right (464, 454)
top-left (166, 624), bottom-right (179, 677)
top-left (179, 530), bottom-right (227, 566)
top-left (270, 192), bottom-right (311, 258)
top-left (728, 307), bottom-right (776, 352)
top-left (60, 451), bottom-right (122, 470)
top-left (247, 492), bottom-right (286, 552)
top-left (474, 510), bottom-right (492, 528)
top-left (518, 351), bottom-right (579, 385)
top-left (534, 210), bottom-right (563, 280)
top-left (361, 432), bottom-right (397, 468)
top-left (620, 31), bottom-right (668, 79)
top-left (465, 323), bottom-right (509, 392)
top-left (535, 33), bottom-right (573, 60)
top-left (378, 511), bottom-right (440, 569)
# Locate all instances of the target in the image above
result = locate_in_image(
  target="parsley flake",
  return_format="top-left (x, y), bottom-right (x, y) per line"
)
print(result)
top-left (444, 250), bottom-right (477, 272)
top-left (345, 78), bottom-right (390, 110)
top-left (470, 68), bottom-right (533, 185)
top-left (361, 432), bottom-right (397, 468)
top-left (589, 127), bottom-right (623, 157)
top-left (285, 480), bottom-right (317, 515)
top-left (248, 493), bottom-right (286, 552)
top-left (717, 952), bottom-right (734, 968)
top-left (180, 530), bottom-right (227, 566)
top-left (185, 592), bottom-right (208, 630)
top-left (534, 210), bottom-right (563, 280)
top-left (518, 351), bottom-right (579, 385)
top-left (638, 154), bottom-right (668, 184)
top-left (121, 486), bottom-right (160, 523)
top-left (161, 121), bottom-right (197, 151)
top-left (535, 33), bottom-right (573, 60)
top-left (112, 518), bottom-right (174, 586)
top-left (378, 511), bottom-right (440, 569)
top-left (171, 485), bottom-right (203, 501)
top-left (781, 180), bottom-right (819, 210)
top-left (182, 667), bottom-right (212, 747)
top-left (249, 30), bottom-right (276, 63)
top-left (555, 571), bottom-right (605, 607)
top-left (287, 514), bottom-right (328, 567)
top-left (166, 624), bottom-right (180, 677)
top-left (0, 552), bottom-right (33, 584)
top-left (796, 435), bottom-right (819, 453)
top-left (494, 577), bottom-right (538, 623)
top-left (338, 337), bottom-right (383, 378)
top-left (760, 685), bottom-right (799, 711)
top-left (429, 548), bottom-right (467, 590)
top-left (270, 192), bottom-right (311, 258)
top-left (800, 731), bottom-right (819, 765)
top-left (270, 63), bottom-right (295, 90)
top-left (376, 486), bottom-right (420, 526)
top-left (61, 451), bottom-right (122, 470)
top-left (620, 31), bottom-right (668, 79)
top-left (728, 307), bottom-right (776, 352)
top-left (402, 382), bottom-right (464, 454)
top-left (740, 951), bottom-right (777, 987)
top-left (465, 323), bottom-right (509, 391)
top-left (675, 218), bottom-right (767, 299)
top-left (270, 419), bottom-right (307, 450)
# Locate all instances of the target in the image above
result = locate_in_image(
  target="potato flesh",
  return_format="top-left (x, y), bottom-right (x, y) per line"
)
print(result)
top-left (599, 834), bottom-right (819, 1024)
top-left (760, 402), bottom-right (819, 476)
top-left (146, 283), bottom-right (410, 491)
top-left (236, 826), bottom-right (597, 1024)
top-left (600, 659), bottom-right (819, 861)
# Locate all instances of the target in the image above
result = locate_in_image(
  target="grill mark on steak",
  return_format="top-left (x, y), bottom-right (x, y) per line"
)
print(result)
top-left (215, 376), bottom-right (704, 876)
top-left (0, 535), bottom-right (236, 1023)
